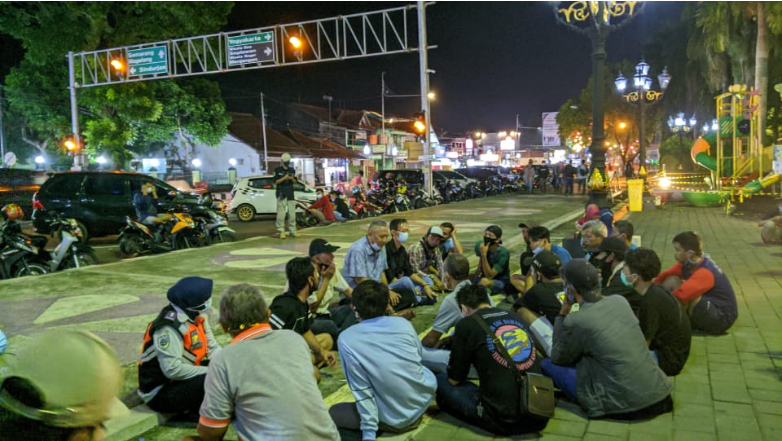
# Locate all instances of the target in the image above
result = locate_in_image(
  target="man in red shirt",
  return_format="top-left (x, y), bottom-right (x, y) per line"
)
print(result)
top-left (309, 189), bottom-right (336, 226)
top-left (655, 231), bottom-right (738, 335)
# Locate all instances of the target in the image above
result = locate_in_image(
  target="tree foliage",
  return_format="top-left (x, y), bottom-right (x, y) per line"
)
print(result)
top-left (0, 2), bottom-right (233, 166)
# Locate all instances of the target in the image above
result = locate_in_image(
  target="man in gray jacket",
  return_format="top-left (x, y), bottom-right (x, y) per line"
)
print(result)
top-left (541, 259), bottom-right (673, 419)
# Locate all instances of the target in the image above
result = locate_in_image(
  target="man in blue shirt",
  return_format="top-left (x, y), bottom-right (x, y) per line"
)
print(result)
top-left (329, 280), bottom-right (437, 440)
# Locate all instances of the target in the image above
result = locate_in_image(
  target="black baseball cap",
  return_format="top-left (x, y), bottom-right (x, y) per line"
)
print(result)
top-left (561, 259), bottom-right (600, 293)
top-left (518, 222), bottom-right (530, 229)
top-left (598, 236), bottom-right (627, 255)
top-left (527, 250), bottom-right (562, 279)
top-left (486, 225), bottom-right (503, 239)
top-left (309, 239), bottom-right (340, 257)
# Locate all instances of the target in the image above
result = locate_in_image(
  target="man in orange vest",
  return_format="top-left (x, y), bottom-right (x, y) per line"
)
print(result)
top-left (137, 277), bottom-right (222, 418)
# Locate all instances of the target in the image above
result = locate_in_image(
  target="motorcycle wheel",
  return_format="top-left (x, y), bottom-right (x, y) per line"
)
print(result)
top-left (212, 231), bottom-right (237, 244)
top-left (414, 199), bottom-right (427, 209)
top-left (64, 248), bottom-right (99, 269)
top-left (119, 234), bottom-right (144, 257)
top-left (307, 216), bottom-right (319, 227)
top-left (174, 234), bottom-right (194, 250)
top-left (14, 261), bottom-right (48, 278)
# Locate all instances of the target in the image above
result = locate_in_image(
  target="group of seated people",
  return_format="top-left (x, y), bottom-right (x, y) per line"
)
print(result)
top-left (0, 208), bottom-right (740, 441)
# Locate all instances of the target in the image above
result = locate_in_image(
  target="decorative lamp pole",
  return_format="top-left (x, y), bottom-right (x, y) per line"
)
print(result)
top-left (554, 1), bottom-right (643, 206)
top-left (615, 60), bottom-right (670, 176)
top-left (667, 112), bottom-right (695, 170)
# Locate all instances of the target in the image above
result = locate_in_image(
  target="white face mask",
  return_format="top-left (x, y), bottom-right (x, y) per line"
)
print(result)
top-left (532, 246), bottom-right (544, 255)
top-left (398, 232), bottom-right (409, 243)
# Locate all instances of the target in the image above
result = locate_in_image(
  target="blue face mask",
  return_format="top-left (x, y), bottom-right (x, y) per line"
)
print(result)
top-left (398, 232), bottom-right (409, 243)
top-left (565, 285), bottom-right (576, 304)
top-left (533, 246), bottom-right (544, 255)
top-left (444, 237), bottom-right (454, 248)
top-left (370, 242), bottom-right (382, 252)
top-left (620, 271), bottom-right (635, 287)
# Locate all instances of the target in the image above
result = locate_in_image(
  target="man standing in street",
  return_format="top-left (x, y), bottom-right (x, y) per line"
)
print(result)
top-left (577, 159), bottom-right (589, 195)
top-left (523, 160), bottom-right (536, 194)
top-left (538, 161), bottom-right (551, 193)
top-left (563, 161), bottom-right (575, 196)
top-left (274, 152), bottom-right (298, 239)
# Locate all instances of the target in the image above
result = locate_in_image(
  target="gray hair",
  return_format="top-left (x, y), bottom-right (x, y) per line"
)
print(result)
top-left (367, 220), bottom-right (388, 235)
top-left (219, 284), bottom-right (268, 335)
top-left (582, 220), bottom-right (607, 238)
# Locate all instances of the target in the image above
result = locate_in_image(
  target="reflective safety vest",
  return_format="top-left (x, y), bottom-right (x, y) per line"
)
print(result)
top-left (138, 304), bottom-right (208, 394)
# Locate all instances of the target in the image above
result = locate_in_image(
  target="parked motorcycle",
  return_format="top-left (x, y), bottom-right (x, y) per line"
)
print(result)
top-left (193, 194), bottom-right (236, 244)
top-left (118, 208), bottom-right (199, 257)
top-left (37, 212), bottom-right (99, 271)
top-left (0, 213), bottom-right (48, 278)
top-left (295, 200), bottom-right (320, 228)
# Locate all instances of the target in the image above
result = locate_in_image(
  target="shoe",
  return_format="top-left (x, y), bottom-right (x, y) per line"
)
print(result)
top-left (279, 232), bottom-right (289, 239)
top-left (291, 232), bottom-right (301, 238)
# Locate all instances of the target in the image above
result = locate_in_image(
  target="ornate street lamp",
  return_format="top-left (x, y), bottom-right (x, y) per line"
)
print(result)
top-left (615, 61), bottom-right (670, 175)
top-left (667, 112), bottom-right (696, 170)
top-left (555, 1), bottom-right (643, 206)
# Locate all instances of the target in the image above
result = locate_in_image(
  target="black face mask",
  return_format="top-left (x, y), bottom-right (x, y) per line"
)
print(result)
top-left (483, 237), bottom-right (495, 246)
top-left (283, 161), bottom-right (291, 167)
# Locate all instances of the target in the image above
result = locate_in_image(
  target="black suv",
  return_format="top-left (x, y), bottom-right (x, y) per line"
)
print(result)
top-left (32, 171), bottom-right (202, 239)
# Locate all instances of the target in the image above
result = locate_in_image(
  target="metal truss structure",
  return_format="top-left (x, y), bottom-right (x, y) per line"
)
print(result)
top-left (72, 4), bottom-right (420, 88)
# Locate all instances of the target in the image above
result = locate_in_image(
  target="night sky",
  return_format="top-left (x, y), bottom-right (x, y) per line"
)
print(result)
top-left (220, 1), bottom-right (685, 134)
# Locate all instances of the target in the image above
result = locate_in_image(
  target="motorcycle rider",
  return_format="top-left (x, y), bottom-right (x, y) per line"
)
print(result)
top-left (133, 182), bottom-right (172, 241)
top-left (137, 276), bottom-right (221, 419)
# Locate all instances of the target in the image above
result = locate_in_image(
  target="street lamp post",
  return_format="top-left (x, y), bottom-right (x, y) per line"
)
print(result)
top-left (555, 1), bottom-right (642, 206)
top-left (667, 112), bottom-right (696, 170)
top-left (614, 60), bottom-right (671, 174)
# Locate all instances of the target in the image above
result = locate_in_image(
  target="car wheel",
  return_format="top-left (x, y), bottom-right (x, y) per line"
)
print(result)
top-left (235, 204), bottom-right (256, 222)
top-left (119, 234), bottom-right (144, 257)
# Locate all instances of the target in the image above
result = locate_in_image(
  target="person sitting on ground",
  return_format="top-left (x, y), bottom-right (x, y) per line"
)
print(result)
top-left (420, 253), bottom-right (493, 373)
top-left (593, 236), bottom-right (641, 314)
top-left (0, 330), bottom-right (125, 441)
top-left (513, 250), bottom-right (565, 357)
top-left (542, 259), bottom-right (673, 419)
top-left (191, 284), bottom-right (340, 441)
top-left (581, 219), bottom-right (607, 264)
top-left (407, 225), bottom-right (448, 292)
top-left (270, 257), bottom-right (337, 382)
top-left (350, 170), bottom-right (366, 189)
top-left (655, 231), bottom-right (738, 335)
top-left (472, 225), bottom-right (511, 294)
top-left (308, 188), bottom-right (336, 226)
top-left (385, 219), bottom-right (437, 306)
top-left (516, 222), bottom-right (535, 276)
top-left (510, 226), bottom-right (570, 297)
top-left (623, 249), bottom-right (692, 376)
top-left (613, 219), bottom-right (638, 249)
top-left (438, 222), bottom-right (464, 260)
top-left (307, 239), bottom-right (356, 343)
top-left (331, 191), bottom-right (351, 222)
top-left (341, 220), bottom-right (417, 317)
top-left (137, 276), bottom-right (221, 417)
top-left (575, 203), bottom-right (600, 233)
top-left (436, 284), bottom-right (550, 435)
top-left (329, 280), bottom-right (436, 441)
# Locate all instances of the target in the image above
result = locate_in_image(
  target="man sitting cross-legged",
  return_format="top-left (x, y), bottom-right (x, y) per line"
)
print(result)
top-left (624, 248), bottom-right (692, 376)
top-left (190, 284), bottom-right (339, 441)
top-left (655, 231), bottom-right (738, 335)
top-left (406, 225), bottom-right (448, 295)
top-left (513, 250), bottom-right (565, 357)
top-left (385, 219), bottom-right (438, 306)
top-left (270, 257), bottom-right (337, 382)
top-left (542, 259), bottom-right (673, 420)
top-left (436, 284), bottom-right (550, 436)
top-left (510, 226), bottom-right (571, 298)
top-left (329, 280), bottom-right (436, 441)
top-left (307, 239), bottom-right (357, 342)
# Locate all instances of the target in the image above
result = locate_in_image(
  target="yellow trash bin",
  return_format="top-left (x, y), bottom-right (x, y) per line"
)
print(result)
top-left (628, 179), bottom-right (644, 212)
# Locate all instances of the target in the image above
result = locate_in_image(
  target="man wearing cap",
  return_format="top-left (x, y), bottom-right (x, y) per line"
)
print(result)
top-left (407, 225), bottom-right (447, 293)
top-left (274, 152), bottom-right (299, 239)
top-left (307, 238), bottom-right (357, 342)
top-left (138, 276), bottom-right (222, 417)
top-left (595, 236), bottom-right (641, 314)
top-left (513, 250), bottom-right (565, 356)
top-left (0, 330), bottom-right (126, 441)
top-left (542, 259), bottom-right (673, 419)
top-left (472, 225), bottom-right (511, 293)
top-left (270, 257), bottom-right (337, 382)
top-left (192, 284), bottom-right (340, 441)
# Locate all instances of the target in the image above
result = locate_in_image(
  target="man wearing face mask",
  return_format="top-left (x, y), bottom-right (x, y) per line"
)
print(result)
top-left (385, 219), bottom-right (437, 306)
top-left (438, 222), bottom-right (464, 260)
top-left (407, 225), bottom-right (447, 293)
top-left (654, 231), bottom-right (738, 335)
top-left (594, 237), bottom-right (641, 315)
top-left (274, 152), bottom-right (299, 239)
top-left (308, 189), bottom-right (336, 226)
top-left (542, 259), bottom-right (673, 419)
top-left (270, 257), bottom-right (337, 382)
top-left (133, 182), bottom-right (173, 226)
top-left (472, 225), bottom-right (511, 293)
top-left (331, 190), bottom-right (351, 222)
top-left (342, 220), bottom-right (417, 316)
top-left (624, 248), bottom-right (691, 376)
top-left (138, 276), bottom-right (222, 417)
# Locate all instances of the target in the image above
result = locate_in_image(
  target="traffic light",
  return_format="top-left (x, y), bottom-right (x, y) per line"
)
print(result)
top-left (413, 111), bottom-right (426, 134)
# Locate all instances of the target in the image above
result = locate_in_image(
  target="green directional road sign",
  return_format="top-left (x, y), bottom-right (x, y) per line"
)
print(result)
top-left (127, 45), bottom-right (168, 76)
top-left (227, 32), bottom-right (275, 66)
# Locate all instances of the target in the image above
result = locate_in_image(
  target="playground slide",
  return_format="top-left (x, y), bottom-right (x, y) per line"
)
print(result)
top-left (691, 133), bottom-right (779, 194)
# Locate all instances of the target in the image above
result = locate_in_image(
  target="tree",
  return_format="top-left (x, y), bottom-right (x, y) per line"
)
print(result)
top-left (0, 2), bottom-right (234, 166)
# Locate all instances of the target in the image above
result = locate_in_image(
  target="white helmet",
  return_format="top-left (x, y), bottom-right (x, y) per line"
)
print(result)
top-left (281, 153), bottom-right (292, 162)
